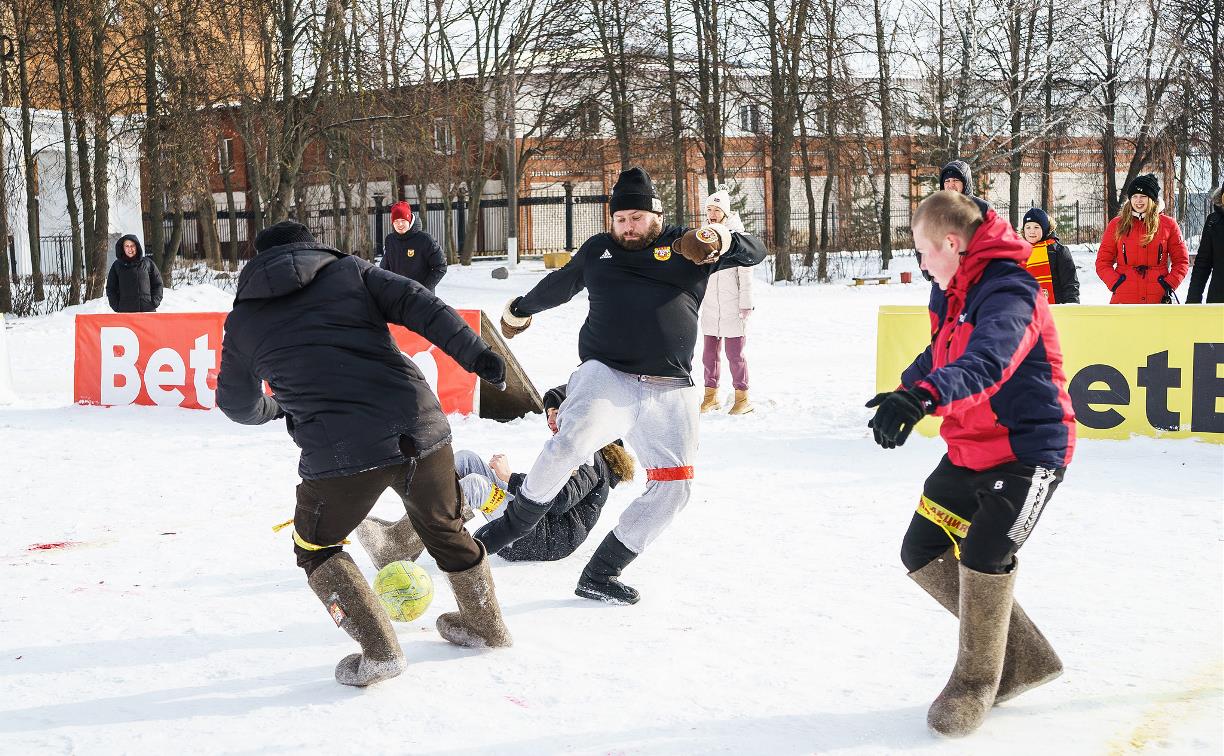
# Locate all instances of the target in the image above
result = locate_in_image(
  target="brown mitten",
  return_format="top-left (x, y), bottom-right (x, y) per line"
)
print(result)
top-left (500, 298), bottom-right (531, 339)
top-left (672, 223), bottom-right (731, 265)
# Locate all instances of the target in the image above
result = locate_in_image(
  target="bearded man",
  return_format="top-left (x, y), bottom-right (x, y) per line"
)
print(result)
top-left (493, 167), bottom-right (767, 603)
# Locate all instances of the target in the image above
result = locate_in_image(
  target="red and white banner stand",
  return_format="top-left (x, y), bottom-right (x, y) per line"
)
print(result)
top-left (74, 310), bottom-right (483, 415)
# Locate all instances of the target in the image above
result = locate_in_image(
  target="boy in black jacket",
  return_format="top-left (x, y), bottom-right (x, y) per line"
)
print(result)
top-left (1021, 208), bottom-right (1080, 304)
top-left (379, 201), bottom-right (447, 291)
top-left (217, 221), bottom-right (510, 688)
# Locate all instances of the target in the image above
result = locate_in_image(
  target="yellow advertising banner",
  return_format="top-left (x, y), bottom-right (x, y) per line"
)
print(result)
top-left (876, 304), bottom-right (1224, 443)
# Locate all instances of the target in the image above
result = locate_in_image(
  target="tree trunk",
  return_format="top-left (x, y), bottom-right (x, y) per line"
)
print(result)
top-left (0, 64), bottom-right (10, 313)
top-left (197, 192), bottom-right (223, 268)
top-left (144, 10), bottom-right (168, 278)
top-left (874, 0), bottom-right (894, 270)
top-left (664, 0), bottom-right (686, 222)
top-left (53, 0), bottom-right (84, 304)
top-left (16, 20), bottom-right (43, 300)
top-left (220, 157), bottom-right (240, 270)
top-left (64, 2), bottom-right (95, 266)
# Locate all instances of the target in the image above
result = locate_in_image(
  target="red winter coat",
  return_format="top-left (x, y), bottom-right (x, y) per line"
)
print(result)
top-left (1095, 214), bottom-right (1189, 304)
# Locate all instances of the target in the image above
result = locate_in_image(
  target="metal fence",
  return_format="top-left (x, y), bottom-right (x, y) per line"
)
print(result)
top-left (129, 189), bottom-right (1209, 267)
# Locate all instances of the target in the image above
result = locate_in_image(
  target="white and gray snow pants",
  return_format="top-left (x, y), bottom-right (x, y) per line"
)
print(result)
top-left (520, 360), bottom-right (699, 555)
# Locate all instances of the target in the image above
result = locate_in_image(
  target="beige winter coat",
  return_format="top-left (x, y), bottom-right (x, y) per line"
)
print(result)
top-left (700, 264), bottom-right (754, 338)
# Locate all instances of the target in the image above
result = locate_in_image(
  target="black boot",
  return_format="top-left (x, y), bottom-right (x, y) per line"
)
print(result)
top-left (575, 532), bottom-right (640, 605)
top-left (474, 495), bottom-right (551, 555)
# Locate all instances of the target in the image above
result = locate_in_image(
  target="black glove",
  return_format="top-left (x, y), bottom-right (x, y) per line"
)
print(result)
top-left (1110, 274), bottom-right (1126, 293)
top-left (473, 349), bottom-right (507, 390)
top-left (865, 387), bottom-right (935, 449)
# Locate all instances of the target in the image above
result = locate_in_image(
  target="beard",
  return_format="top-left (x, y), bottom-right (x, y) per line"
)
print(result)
top-left (611, 214), bottom-right (664, 250)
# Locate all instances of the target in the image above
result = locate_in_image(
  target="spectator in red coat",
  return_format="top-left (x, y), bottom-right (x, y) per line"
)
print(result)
top-left (1095, 174), bottom-right (1189, 304)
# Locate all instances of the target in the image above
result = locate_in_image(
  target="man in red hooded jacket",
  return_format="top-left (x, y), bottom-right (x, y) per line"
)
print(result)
top-left (866, 190), bottom-right (1076, 738)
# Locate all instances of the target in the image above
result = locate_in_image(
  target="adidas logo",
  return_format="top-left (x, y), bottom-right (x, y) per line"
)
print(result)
top-left (600, 250), bottom-right (612, 259)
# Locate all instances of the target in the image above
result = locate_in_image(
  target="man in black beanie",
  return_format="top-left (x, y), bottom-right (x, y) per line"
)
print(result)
top-left (480, 167), bottom-right (767, 605)
top-left (217, 219), bottom-right (514, 688)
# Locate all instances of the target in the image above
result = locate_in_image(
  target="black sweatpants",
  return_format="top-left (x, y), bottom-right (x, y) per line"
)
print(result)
top-left (293, 441), bottom-right (482, 576)
top-left (900, 455), bottom-right (1066, 575)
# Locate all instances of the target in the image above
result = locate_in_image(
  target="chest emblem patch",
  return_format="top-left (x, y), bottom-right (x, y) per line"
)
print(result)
top-left (406, 249), bottom-right (415, 257)
top-left (653, 246), bottom-right (672, 261)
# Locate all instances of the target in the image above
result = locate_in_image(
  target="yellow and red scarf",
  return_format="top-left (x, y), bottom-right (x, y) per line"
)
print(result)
top-left (1025, 241), bottom-right (1056, 304)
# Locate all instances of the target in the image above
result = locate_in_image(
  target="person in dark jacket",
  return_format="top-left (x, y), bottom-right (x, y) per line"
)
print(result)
top-left (498, 167), bottom-right (767, 605)
top-left (216, 220), bottom-right (512, 688)
top-left (356, 386), bottom-right (634, 566)
top-left (916, 159), bottom-right (983, 280)
top-left (1187, 185), bottom-right (1224, 304)
top-left (1020, 207), bottom-right (1080, 304)
top-left (467, 385), bottom-right (635, 561)
top-left (867, 191), bottom-right (1075, 737)
top-left (106, 235), bottom-right (163, 312)
top-left (939, 160), bottom-right (976, 196)
top-left (379, 201), bottom-right (447, 291)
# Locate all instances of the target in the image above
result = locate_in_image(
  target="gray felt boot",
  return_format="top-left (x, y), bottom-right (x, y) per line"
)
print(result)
top-left (926, 563), bottom-right (1015, 737)
top-left (355, 515), bottom-right (425, 570)
top-left (436, 547), bottom-right (513, 648)
top-left (909, 550), bottom-right (1063, 704)
top-left (307, 552), bottom-right (405, 686)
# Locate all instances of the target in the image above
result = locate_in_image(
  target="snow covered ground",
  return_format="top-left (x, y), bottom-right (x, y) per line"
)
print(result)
top-left (1, 251), bottom-right (1221, 755)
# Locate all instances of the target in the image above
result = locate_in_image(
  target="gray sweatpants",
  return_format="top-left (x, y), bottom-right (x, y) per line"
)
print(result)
top-left (520, 360), bottom-right (699, 554)
top-left (455, 450), bottom-right (512, 522)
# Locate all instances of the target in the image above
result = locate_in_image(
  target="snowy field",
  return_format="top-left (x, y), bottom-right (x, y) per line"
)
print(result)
top-left (1, 250), bottom-right (1221, 755)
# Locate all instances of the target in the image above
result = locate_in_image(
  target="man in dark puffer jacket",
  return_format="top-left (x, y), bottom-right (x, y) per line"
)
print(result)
top-left (217, 221), bottom-right (512, 688)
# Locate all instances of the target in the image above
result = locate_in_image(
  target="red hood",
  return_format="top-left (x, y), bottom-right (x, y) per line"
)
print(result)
top-left (947, 209), bottom-right (1030, 296)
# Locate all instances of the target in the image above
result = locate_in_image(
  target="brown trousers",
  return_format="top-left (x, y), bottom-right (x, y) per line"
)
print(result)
top-left (293, 442), bottom-right (481, 575)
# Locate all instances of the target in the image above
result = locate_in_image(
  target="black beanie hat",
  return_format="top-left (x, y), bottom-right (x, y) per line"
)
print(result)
top-left (939, 160), bottom-right (972, 192)
top-left (1022, 207), bottom-right (1051, 239)
top-left (254, 220), bottom-right (316, 252)
top-left (1127, 173), bottom-right (1160, 202)
top-left (609, 167), bottom-right (663, 215)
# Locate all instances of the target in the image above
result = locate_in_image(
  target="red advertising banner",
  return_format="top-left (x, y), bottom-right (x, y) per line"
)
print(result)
top-left (74, 310), bottom-right (481, 414)
top-left (74, 312), bottom-right (225, 410)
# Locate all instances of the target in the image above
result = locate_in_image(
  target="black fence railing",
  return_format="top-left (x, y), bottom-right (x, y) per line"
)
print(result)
top-left (127, 190), bottom-right (1207, 268)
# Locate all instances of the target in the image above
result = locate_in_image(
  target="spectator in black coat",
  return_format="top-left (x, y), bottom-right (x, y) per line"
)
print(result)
top-left (1188, 185), bottom-right (1224, 304)
top-left (106, 235), bottom-right (163, 312)
top-left (459, 385), bottom-right (635, 562)
top-left (1020, 207), bottom-right (1080, 304)
top-left (379, 201), bottom-right (447, 291)
top-left (216, 220), bottom-right (512, 688)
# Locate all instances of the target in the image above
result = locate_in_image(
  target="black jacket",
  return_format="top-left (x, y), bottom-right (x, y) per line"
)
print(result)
top-left (216, 241), bottom-right (494, 479)
top-left (476, 447), bottom-right (623, 562)
top-left (1042, 238), bottom-right (1081, 304)
top-left (512, 224), bottom-right (766, 379)
top-left (380, 216), bottom-right (447, 291)
top-left (106, 235), bottom-right (163, 312)
top-left (1188, 208), bottom-right (1224, 304)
